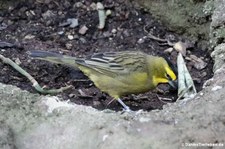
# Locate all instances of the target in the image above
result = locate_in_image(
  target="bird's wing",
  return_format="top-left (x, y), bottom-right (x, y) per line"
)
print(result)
top-left (75, 51), bottom-right (147, 77)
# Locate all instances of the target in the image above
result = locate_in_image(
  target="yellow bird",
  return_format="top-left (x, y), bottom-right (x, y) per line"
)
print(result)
top-left (29, 50), bottom-right (177, 111)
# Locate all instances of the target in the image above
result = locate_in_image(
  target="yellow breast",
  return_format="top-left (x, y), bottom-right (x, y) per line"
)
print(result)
top-left (79, 65), bottom-right (154, 98)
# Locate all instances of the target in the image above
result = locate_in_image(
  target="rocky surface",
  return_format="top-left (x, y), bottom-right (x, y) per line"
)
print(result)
top-left (210, 0), bottom-right (225, 72)
top-left (1, 65), bottom-right (225, 149)
top-left (137, 0), bottom-right (214, 48)
top-left (1, 0), bottom-right (225, 148)
top-left (0, 65), bottom-right (225, 149)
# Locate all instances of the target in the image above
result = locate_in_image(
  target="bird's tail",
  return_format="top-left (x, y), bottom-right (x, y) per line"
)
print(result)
top-left (29, 50), bottom-right (79, 68)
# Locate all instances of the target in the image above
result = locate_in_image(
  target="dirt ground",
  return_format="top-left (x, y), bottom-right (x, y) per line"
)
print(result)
top-left (0, 0), bottom-right (213, 111)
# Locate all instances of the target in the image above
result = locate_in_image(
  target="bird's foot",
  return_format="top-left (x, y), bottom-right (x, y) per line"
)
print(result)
top-left (117, 98), bottom-right (132, 112)
top-left (122, 106), bottom-right (132, 112)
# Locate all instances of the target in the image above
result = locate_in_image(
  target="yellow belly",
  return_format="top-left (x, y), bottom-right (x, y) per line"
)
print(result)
top-left (79, 66), bottom-right (154, 98)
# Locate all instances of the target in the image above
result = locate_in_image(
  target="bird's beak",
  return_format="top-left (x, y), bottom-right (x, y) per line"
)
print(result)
top-left (168, 80), bottom-right (178, 90)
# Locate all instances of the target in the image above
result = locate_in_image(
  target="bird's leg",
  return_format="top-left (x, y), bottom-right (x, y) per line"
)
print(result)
top-left (117, 98), bottom-right (131, 112)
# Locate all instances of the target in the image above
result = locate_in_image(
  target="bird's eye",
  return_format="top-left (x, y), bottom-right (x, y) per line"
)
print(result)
top-left (165, 74), bottom-right (171, 80)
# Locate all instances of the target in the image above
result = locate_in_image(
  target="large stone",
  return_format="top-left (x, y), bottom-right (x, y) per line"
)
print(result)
top-left (1, 64), bottom-right (225, 148)
top-left (209, 0), bottom-right (225, 71)
top-left (210, 0), bottom-right (225, 48)
top-left (211, 43), bottom-right (225, 72)
top-left (136, 0), bottom-right (213, 45)
top-left (0, 123), bottom-right (15, 149)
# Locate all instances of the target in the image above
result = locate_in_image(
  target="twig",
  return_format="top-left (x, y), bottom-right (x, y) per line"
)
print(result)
top-left (147, 33), bottom-right (174, 46)
top-left (72, 79), bottom-right (89, 82)
top-left (0, 54), bottom-right (72, 94)
top-left (143, 25), bottom-right (174, 46)
top-left (156, 95), bottom-right (173, 103)
top-left (147, 33), bottom-right (167, 42)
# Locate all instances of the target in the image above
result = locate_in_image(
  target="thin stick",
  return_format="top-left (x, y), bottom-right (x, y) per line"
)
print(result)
top-left (147, 33), bottom-right (174, 46)
top-left (0, 54), bottom-right (72, 94)
top-left (143, 26), bottom-right (175, 46)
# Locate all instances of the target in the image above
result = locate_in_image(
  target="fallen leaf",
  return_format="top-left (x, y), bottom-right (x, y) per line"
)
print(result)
top-left (177, 53), bottom-right (197, 100)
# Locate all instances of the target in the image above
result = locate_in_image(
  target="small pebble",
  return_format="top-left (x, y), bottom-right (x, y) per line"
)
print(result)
top-left (123, 30), bottom-right (130, 37)
top-left (211, 86), bottom-right (222, 91)
top-left (69, 94), bottom-right (76, 98)
top-left (73, 34), bottom-right (79, 39)
top-left (15, 58), bottom-right (21, 65)
top-left (24, 34), bottom-right (35, 39)
top-left (8, 6), bottom-right (14, 12)
top-left (93, 101), bottom-right (101, 107)
top-left (139, 117), bottom-right (150, 123)
top-left (106, 10), bottom-right (112, 16)
top-left (201, 71), bottom-right (207, 77)
top-left (68, 18), bottom-right (78, 28)
top-left (0, 22), bottom-right (7, 30)
top-left (7, 20), bottom-right (14, 26)
top-left (79, 25), bottom-right (88, 35)
top-left (59, 18), bottom-right (78, 28)
top-left (65, 43), bottom-right (73, 50)
top-left (103, 31), bottom-right (112, 37)
top-left (111, 29), bottom-right (117, 34)
top-left (102, 135), bottom-right (109, 141)
top-left (89, 2), bottom-right (97, 10)
top-left (173, 41), bottom-right (187, 56)
top-left (68, 35), bottom-right (74, 40)
top-left (42, 10), bottom-right (55, 19)
top-left (137, 38), bottom-right (145, 44)
top-left (164, 47), bottom-right (174, 53)
top-left (58, 31), bottom-right (64, 35)
top-left (58, 11), bottom-right (63, 15)
top-left (79, 37), bottom-right (87, 44)
top-left (74, 2), bottom-right (83, 8)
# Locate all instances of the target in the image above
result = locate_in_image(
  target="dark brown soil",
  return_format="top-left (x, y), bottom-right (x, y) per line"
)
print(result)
top-left (0, 0), bottom-right (213, 111)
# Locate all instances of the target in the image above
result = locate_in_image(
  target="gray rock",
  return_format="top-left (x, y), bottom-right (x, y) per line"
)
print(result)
top-left (136, 0), bottom-right (211, 45)
top-left (1, 63), bottom-right (225, 148)
top-left (211, 43), bottom-right (225, 72)
top-left (210, 0), bottom-right (225, 48)
top-left (210, 0), bottom-right (225, 71)
top-left (211, 0), bottom-right (225, 28)
top-left (0, 123), bottom-right (15, 149)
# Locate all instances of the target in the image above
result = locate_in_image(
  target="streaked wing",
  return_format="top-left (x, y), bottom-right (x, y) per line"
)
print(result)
top-left (75, 51), bottom-right (147, 76)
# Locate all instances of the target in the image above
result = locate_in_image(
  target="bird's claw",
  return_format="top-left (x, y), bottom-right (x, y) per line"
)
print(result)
top-left (117, 98), bottom-right (132, 112)
top-left (122, 106), bottom-right (132, 112)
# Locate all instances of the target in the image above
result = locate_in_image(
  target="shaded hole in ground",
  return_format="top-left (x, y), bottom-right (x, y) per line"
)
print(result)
top-left (0, 0), bottom-right (214, 111)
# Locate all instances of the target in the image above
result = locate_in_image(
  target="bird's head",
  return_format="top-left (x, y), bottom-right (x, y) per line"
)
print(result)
top-left (150, 56), bottom-right (178, 89)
